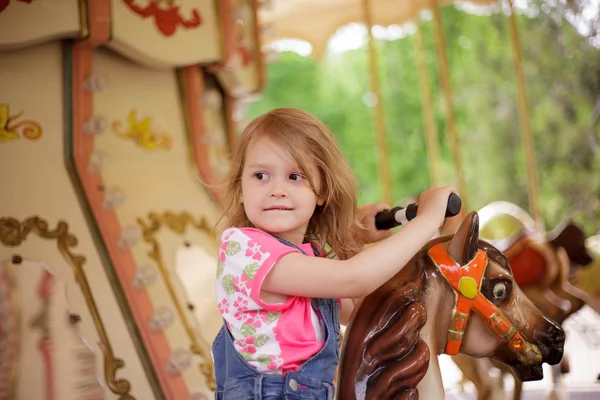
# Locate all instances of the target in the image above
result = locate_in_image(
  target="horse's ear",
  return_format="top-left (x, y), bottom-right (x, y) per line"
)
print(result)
top-left (548, 221), bottom-right (593, 266)
top-left (448, 211), bottom-right (480, 265)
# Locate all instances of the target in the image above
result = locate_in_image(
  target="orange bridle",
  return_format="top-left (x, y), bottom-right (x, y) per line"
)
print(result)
top-left (428, 243), bottom-right (541, 365)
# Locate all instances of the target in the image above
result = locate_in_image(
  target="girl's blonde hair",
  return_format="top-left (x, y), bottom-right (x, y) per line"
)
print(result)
top-left (220, 108), bottom-right (364, 260)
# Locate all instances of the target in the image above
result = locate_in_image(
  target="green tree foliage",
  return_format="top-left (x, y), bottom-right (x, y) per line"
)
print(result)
top-left (247, 1), bottom-right (600, 235)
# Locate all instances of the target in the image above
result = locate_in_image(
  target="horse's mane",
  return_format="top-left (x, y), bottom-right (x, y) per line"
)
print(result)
top-left (337, 238), bottom-right (443, 400)
top-left (337, 237), bottom-right (512, 400)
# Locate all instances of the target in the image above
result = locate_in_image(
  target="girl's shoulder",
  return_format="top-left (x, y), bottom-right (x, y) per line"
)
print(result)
top-left (220, 227), bottom-right (280, 249)
top-left (221, 227), bottom-right (315, 256)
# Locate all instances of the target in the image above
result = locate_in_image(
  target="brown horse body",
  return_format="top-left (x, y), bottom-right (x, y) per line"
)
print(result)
top-left (337, 212), bottom-right (565, 399)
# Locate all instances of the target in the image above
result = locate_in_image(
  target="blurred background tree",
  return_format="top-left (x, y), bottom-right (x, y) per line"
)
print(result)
top-left (248, 0), bottom-right (600, 235)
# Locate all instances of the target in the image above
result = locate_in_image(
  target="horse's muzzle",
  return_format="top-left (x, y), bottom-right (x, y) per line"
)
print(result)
top-left (503, 316), bottom-right (565, 382)
top-left (534, 316), bottom-right (565, 366)
top-left (513, 363), bottom-right (544, 381)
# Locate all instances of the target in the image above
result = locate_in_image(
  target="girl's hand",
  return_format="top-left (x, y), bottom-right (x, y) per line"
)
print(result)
top-left (357, 202), bottom-right (393, 244)
top-left (416, 186), bottom-right (458, 227)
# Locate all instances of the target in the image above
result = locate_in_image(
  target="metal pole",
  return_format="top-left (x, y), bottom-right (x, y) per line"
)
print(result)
top-left (414, 19), bottom-right (442, 187)
top-left (362, 0), bottom-right (392, 205)
top-left (431, 0), bottom-right (468, 208)
top-left (507, 0), bottom-right (542, 227)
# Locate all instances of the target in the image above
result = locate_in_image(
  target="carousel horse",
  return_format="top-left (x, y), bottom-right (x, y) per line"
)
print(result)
top-left (478, 202), bottom-right (593, 324)
top-left (451, 202), bottom-right (595, 400)
top-left (337, 212), bottom-right (565, 399)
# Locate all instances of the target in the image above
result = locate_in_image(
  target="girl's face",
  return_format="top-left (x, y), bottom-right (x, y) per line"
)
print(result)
top-left (240, 137), bottom-right (323, 244)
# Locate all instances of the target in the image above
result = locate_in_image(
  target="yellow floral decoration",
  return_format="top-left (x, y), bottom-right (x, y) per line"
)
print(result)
top-left (112, 110), bottom-right (172, 151)
top-left (0, 104), bottom-right (43, 142)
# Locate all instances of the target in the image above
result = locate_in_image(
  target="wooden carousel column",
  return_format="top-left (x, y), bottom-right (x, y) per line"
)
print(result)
top-left (413, 19), bottom-right (442, 187)
top-left (362, 0), bottom-right (392, 206)
top-left (506, 0), bottom-right (542, 228)
top-left (69, 2), bottom-right (158, 399)
top-left (431, 0), bottom-right (468, 208)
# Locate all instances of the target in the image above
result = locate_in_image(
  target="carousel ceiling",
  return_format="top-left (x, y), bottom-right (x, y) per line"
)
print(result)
top-left (259, 0), bottom-right (501, 56)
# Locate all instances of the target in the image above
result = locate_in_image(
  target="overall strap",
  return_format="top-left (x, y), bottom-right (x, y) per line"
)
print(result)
top-left (271, 235), bottom-right (320, 256)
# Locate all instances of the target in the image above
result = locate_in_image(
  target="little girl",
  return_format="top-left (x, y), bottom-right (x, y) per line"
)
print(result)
top-left (213, 108), bottom-right (456, 399)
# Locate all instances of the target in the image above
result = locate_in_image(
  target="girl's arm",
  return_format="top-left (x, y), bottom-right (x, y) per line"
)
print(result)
top-left (262, 186), bottom-right (455, 299)
top-left (339, 204), bottom-right (394, 324)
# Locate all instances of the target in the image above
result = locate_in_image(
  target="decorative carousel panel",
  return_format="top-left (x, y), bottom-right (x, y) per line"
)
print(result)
top-left (69, 44), bottom-right (223, 399)
top-left (0, 41), bottom-right (156, 400)
top-left (0, 0), bottom-right (82, 50)
top-left (214, 0), bottom-right (265, 97)
top-left (109, 0), bottom-right (222, 69)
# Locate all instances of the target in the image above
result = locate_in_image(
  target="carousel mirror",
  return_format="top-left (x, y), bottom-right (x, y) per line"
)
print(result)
top-left (174, 239), bottom-right (221, 344)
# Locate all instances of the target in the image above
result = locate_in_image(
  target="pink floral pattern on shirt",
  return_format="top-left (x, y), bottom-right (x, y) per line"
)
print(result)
top-left (246, 240), bottom-right (267, 260)
top-left (215, 228), bottom-right (284, 372)
top-left (215, 228), bottom-right (326, 374)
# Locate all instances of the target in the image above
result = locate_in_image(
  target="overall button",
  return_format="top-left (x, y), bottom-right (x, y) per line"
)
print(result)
top-left (289, 378), bottom-right (298, 391)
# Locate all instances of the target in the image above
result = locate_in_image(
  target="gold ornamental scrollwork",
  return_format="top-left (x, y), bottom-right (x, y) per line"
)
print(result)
top-left (0, 216), bottom-right (135, 400)
top-left (137, 211), bottom-right (217, 391)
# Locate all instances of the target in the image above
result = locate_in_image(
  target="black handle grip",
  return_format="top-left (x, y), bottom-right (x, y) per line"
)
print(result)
top-left (374, 193), bottom-right (462, 230)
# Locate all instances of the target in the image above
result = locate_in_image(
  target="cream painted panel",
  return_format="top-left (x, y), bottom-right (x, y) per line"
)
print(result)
top-left (0, 0), bottom-right (80, 50)
top-left (92, 47), bottom-right (222, 395)
top-left (109, 0), bottom-right (222, 69)
top-left (0, 42), bottom-right (155, 400)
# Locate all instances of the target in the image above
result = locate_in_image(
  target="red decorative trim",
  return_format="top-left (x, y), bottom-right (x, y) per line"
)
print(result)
top-left (86, 0), bottom-right (111, 46)
top-left (122, 0), bottom-right (202, 37)
top-left (182, 66), bottom-right (226, 208)
top-left (216, 0), bottom-right (235, 68)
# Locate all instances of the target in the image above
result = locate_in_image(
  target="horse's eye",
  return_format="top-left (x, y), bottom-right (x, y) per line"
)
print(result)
top-left (492, 282), bottom-right (508, 301)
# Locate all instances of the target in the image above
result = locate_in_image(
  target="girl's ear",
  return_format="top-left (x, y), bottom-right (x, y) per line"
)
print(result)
top-left (317, 197), bottom-right (325, 206)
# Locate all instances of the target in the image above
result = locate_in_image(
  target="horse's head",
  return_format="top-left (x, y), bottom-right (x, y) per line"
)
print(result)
top-left (436, 212), bottom-right (565, 382)
top-left (338, 212), bottom-right (565, 399)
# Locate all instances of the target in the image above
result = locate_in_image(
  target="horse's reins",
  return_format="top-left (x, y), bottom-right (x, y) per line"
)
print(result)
top-left (428, 243), bottom-right (542, 365)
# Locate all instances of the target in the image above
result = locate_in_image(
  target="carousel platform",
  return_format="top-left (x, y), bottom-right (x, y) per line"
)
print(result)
top-left (443, 306), bottom-right (600, 400)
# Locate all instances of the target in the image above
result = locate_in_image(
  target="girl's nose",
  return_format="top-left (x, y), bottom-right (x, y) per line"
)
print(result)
top-left (270, 190), bottom-right (287, 198)
top-left (270, 182), bottom-right (287, 198)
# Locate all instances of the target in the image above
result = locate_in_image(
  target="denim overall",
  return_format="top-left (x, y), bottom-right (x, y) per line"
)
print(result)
top-left (212, 238), bottom-right (341, 399)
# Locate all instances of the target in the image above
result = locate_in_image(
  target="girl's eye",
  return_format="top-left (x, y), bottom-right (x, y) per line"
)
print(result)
top-left (254, 172), bottom-right (268, 180)
top-left (289, 173), bottom-right (303, 181)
